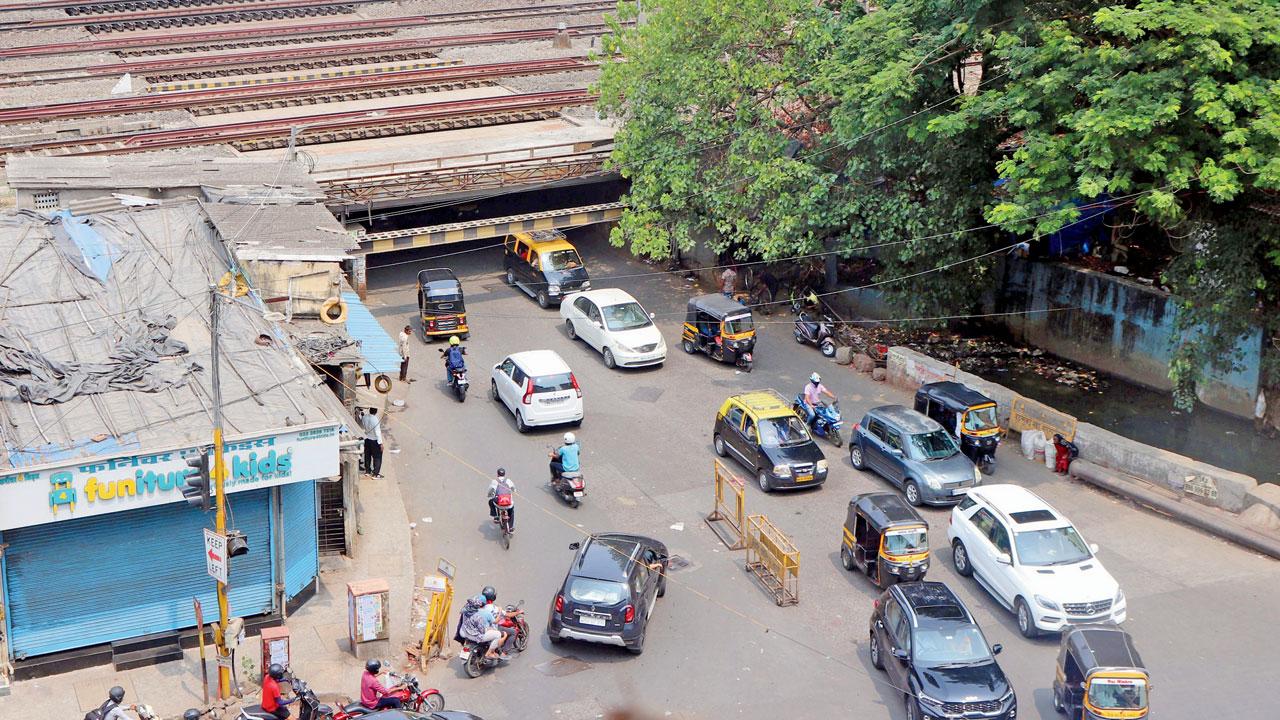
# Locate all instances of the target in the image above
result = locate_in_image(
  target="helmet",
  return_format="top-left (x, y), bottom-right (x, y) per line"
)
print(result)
top-left (496, 467), bottom-right (506, 478)
top-left (810, 372), bottom-right (821, 383)
top-left (366, 659), bottom-right (382, 674)
top-left (109, 687), bottom-right (126, 703)
top-left (268, 663), bottom-right (285, 681)
top-left (183, 710), bottom-right (202, 720)
top-left (481, 586), bottom-right (497, 603)
top-left (449, 336), bottom-right (461, 346)
top-left (563, 432), bottom-right (576, 444)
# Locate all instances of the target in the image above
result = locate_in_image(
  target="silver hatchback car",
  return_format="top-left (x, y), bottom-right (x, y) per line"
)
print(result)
top-left (850, 405), bottom-right (982, 506)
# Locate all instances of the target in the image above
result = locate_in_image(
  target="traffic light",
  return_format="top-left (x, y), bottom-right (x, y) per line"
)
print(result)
top-left (182, 450), bottom-right (211, 510)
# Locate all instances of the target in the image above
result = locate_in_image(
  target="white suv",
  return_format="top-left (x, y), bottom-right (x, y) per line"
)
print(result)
top-left (946, 484), bottom-right (1126, 637)
top-left (490, 350), bottom-right (584, 432)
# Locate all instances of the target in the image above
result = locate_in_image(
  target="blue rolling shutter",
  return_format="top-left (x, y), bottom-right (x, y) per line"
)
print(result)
top-left (280, 480), bottom-right (318, 600)
top-left (3, 489), bottom-right (274, 659)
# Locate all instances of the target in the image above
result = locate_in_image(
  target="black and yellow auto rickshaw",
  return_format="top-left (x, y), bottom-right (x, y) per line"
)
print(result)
top-left (681, 294), bottom-right (756, 371)
top-left (914, 381), bottom-right (1002, 474)
top-left (417, 267), bottom-right (468, 341)
top-left (1053, 625), bottom-right (1150, 719)
top-left (839, 492), bottom-right (929, 588)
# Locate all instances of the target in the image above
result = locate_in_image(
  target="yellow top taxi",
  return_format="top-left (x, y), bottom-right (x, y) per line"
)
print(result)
top-left (503, 229), bottom-right (590, 308)
top-left (713, 389), bottom-right (828, 492)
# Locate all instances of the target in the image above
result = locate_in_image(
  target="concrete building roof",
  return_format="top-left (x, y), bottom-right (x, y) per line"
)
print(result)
top-left (0, 200), bottom-right (355, 472)
top-left (202, 201), bottom-right (358, 262)
top-left (4, 155), bottom-right (318, 192)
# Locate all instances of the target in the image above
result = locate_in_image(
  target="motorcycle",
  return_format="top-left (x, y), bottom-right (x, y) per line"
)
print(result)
top-left (494, 494), bottom-right (514, 550)
top-left (549, 451), bottom-right (585, 508)
top-left (460, 602), bottom-right (528, 679)
top-left (794, 310), bottom-right (838, 358)
top-left (334, 673), bottom-right (445, 717)
top-left (794, 395), bottom-right (844, 447)
top-left (448, 367), bottom-right (469, 402)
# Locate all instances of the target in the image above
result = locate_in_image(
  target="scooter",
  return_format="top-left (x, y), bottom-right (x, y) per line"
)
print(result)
top-left (549, 451), bottom-right (585, 508)
top-left (794, 395), bottom-right (844, 447)
top-left (460, 602), bottom-right (529, 679)
top-left (794, 310), bottom-right (838, 358)
top-left (448, 367), bottom-right (469, 402)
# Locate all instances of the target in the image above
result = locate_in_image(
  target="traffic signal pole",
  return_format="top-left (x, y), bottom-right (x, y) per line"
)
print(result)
top-left (210, 285), bottom-right (232, 700)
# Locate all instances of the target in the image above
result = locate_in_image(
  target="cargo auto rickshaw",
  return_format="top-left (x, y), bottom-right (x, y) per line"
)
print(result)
top-left (681, 294), bottom-right (755, 371)
top-left (839, 491), bottom-right (929, 587)
top-left (1053, 625), bottom-right (1150, 719)
top-left (417, 268), bottom-right (468, 340)
top-left (914, 381), bottom-right (1002, 474)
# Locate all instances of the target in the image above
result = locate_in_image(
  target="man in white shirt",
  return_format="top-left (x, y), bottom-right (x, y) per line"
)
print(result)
top-left (360, 407), bottom-right (384, 478)
top-left (398, 325), bottom-right (412, 382)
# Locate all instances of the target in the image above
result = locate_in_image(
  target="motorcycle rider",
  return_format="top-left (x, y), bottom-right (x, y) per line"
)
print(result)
top-left (460, 596), bottom-right (524, 661)
top-left (360, 660), bottom-right (403, 711)
top-left (260, 663), bottom-right (295, 720)
top-left (548, 432), bottom-right (580, 481)
top-left (94, 686), bottom-right (138, 720)
top-left (454, 586), bottom-right (497, 644)
top-left (487, 468), bottom-right (515, 532)
top-left (799, 372), bottom-right (836, 426)
top-left (441, 335), bottom-right (466, 385)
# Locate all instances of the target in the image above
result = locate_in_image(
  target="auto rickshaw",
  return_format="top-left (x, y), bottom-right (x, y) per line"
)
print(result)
top-left (839, 491), bottom-right (929, 588)
top-left (417, 267), bottom-right (468, 340)
top-left (1053, 625), bottom-right (1150, 719)
top-left (681, 294), bottom-right (755, 371)
top-left (914, 381), bottom-right (1002, 474)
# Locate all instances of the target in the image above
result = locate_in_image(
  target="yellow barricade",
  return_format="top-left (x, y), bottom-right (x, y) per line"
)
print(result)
top-left (706, 459), bottom-right (747, 550)
top-left (1010, 396), bottom-right (1078, 442)
top-left (418, 557), bottom-right (455, 671)
top-left (744, 514), bottom-right (799, 606)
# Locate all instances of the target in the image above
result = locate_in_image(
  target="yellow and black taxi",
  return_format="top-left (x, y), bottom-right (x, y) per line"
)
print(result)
top-left (713, 389), bottom-right (828, 492)
top-left (840, 491), bottom-right (929, 588)
top-left (1054, 625), bottom-right (1150, 719)
top-left (503, 229), bottom-right (590, 308)
top-left (417, 267), bottom-right (468, 340)
top-left (680, 294), bottom-right (755, 371)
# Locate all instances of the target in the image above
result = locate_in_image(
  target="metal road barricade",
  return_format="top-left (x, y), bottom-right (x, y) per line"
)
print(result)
top-left (418, 557), bottom-right (455, 671)
top-left (1010, 396), bottom-right (1078, 442)
top-left (744, 514), bottom-right (800, 606)
top-left (706, 459), bottom-right (747, 550)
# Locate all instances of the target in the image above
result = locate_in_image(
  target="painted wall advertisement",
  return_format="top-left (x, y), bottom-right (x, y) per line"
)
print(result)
top-left (0, 424), bottom-right (339, 531)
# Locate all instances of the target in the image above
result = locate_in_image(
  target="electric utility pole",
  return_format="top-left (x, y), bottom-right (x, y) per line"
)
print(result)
top-left (210, 284), bottom-right (232, 699)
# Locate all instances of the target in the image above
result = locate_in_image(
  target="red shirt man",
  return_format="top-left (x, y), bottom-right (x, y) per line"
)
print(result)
top-left (261, 664), bottom-right (290, 720)
top-left (360, 660), bottom-right (403, 710)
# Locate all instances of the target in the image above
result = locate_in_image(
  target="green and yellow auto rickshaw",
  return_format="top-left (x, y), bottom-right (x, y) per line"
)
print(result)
top-left (839, 491), bottom-right (929, 588)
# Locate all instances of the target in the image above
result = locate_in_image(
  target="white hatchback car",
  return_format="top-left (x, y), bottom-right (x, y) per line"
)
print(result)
top-left (490, 350), bottom-right (584, 432)
top-left (946, 484), bottom-right (1126, 638)
top-left (560, 289), bottom-right (666, 369)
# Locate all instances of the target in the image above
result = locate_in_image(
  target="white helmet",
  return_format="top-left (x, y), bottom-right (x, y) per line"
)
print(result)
top-left (810, 372), bottom-right (821, 383)
top-left (563, 432), bottom-right (576, 444)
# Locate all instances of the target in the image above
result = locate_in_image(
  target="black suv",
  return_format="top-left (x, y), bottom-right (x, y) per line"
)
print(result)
top-left (547, 533), bottom-right (668, 655)
top-left (868, 582), bottom-right (1016, 720)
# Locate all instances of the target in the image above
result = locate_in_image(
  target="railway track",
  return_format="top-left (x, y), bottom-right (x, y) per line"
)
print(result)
top-left (0, 0), bottom-right (615, 58)
top-left (0, 25), bottom-right (618, 85)
top-left (0, 88), bottom-right (596, 158)
top-left (0, 0), bottom-right (367, 33)
top-left (0, 58), bottom-right (599, 122)
top-left (0, 0), bottom-right (272, 13)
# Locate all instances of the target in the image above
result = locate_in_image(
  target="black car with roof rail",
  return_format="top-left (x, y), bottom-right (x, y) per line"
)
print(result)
top-left (546, 532), bottom-right (668, 655)
top-left (868, 581), bottom-right (1016, 720)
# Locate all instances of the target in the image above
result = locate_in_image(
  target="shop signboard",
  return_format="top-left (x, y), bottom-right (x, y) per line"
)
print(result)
top-left (0, 423), bottom-right (339, 530)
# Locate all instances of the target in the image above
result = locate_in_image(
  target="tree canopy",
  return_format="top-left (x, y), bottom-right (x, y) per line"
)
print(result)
top-left (596, 0), bottom-right (1280, 409)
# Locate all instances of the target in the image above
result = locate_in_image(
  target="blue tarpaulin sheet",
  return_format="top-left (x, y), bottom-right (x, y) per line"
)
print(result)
top-left (55, 210), bottom-right (116, 283)
top-left (341, 292), bottom-right (402, 375)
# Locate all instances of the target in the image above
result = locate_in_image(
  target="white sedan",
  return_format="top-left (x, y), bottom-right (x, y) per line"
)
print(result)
top-left (560, 288), bottom-right (666, 369)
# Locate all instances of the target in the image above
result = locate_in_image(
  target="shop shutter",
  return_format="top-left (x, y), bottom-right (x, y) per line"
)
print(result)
top-left (2, 489), bottom-right (274, 659)
top-left (280, 480), bottom-right (318, 600)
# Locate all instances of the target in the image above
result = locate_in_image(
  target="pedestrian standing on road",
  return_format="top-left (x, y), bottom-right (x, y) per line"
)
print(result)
top-left (361, 407), bottom-right (384, 478)
top-left (720, 264), bottom-right (738, 298)
top-left (398, 325), bottom-right (413, 382)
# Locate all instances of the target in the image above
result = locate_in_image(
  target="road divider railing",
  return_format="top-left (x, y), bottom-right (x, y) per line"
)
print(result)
top-left (706, 459), bottom-right (746, 550)
top-left (744, 514), bottom-right (799, 606)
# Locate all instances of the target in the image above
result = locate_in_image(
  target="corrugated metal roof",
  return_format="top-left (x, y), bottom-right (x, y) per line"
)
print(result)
top-left (342, 291), bottom-right (402, 375)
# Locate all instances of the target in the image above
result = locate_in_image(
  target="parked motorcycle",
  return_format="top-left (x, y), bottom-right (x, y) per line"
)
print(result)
top-left (794, 395), bottom-right (844, 447)
top-left (460, 602), bottom-right (529, 678)
top-left (448, 367), bottom-right (469, 402)
top-left (794, 310), bottom-right (838, 358)
top-left (549, 450), bottom-right (585, 508)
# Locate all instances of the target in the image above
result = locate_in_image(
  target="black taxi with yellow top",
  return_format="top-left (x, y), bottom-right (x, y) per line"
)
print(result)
top-left (1054, 624), bottom-right (1150, 720)
top-left (503, 229), bottom-right (590, 308)
top-left (840, 491), bottom-right (929, 588)
top-left (713, 389), bottom-right (828, 492)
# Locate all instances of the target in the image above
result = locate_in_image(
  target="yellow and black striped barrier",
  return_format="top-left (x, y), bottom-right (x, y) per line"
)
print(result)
top-left (357, 202), bottom-right (624, 255)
